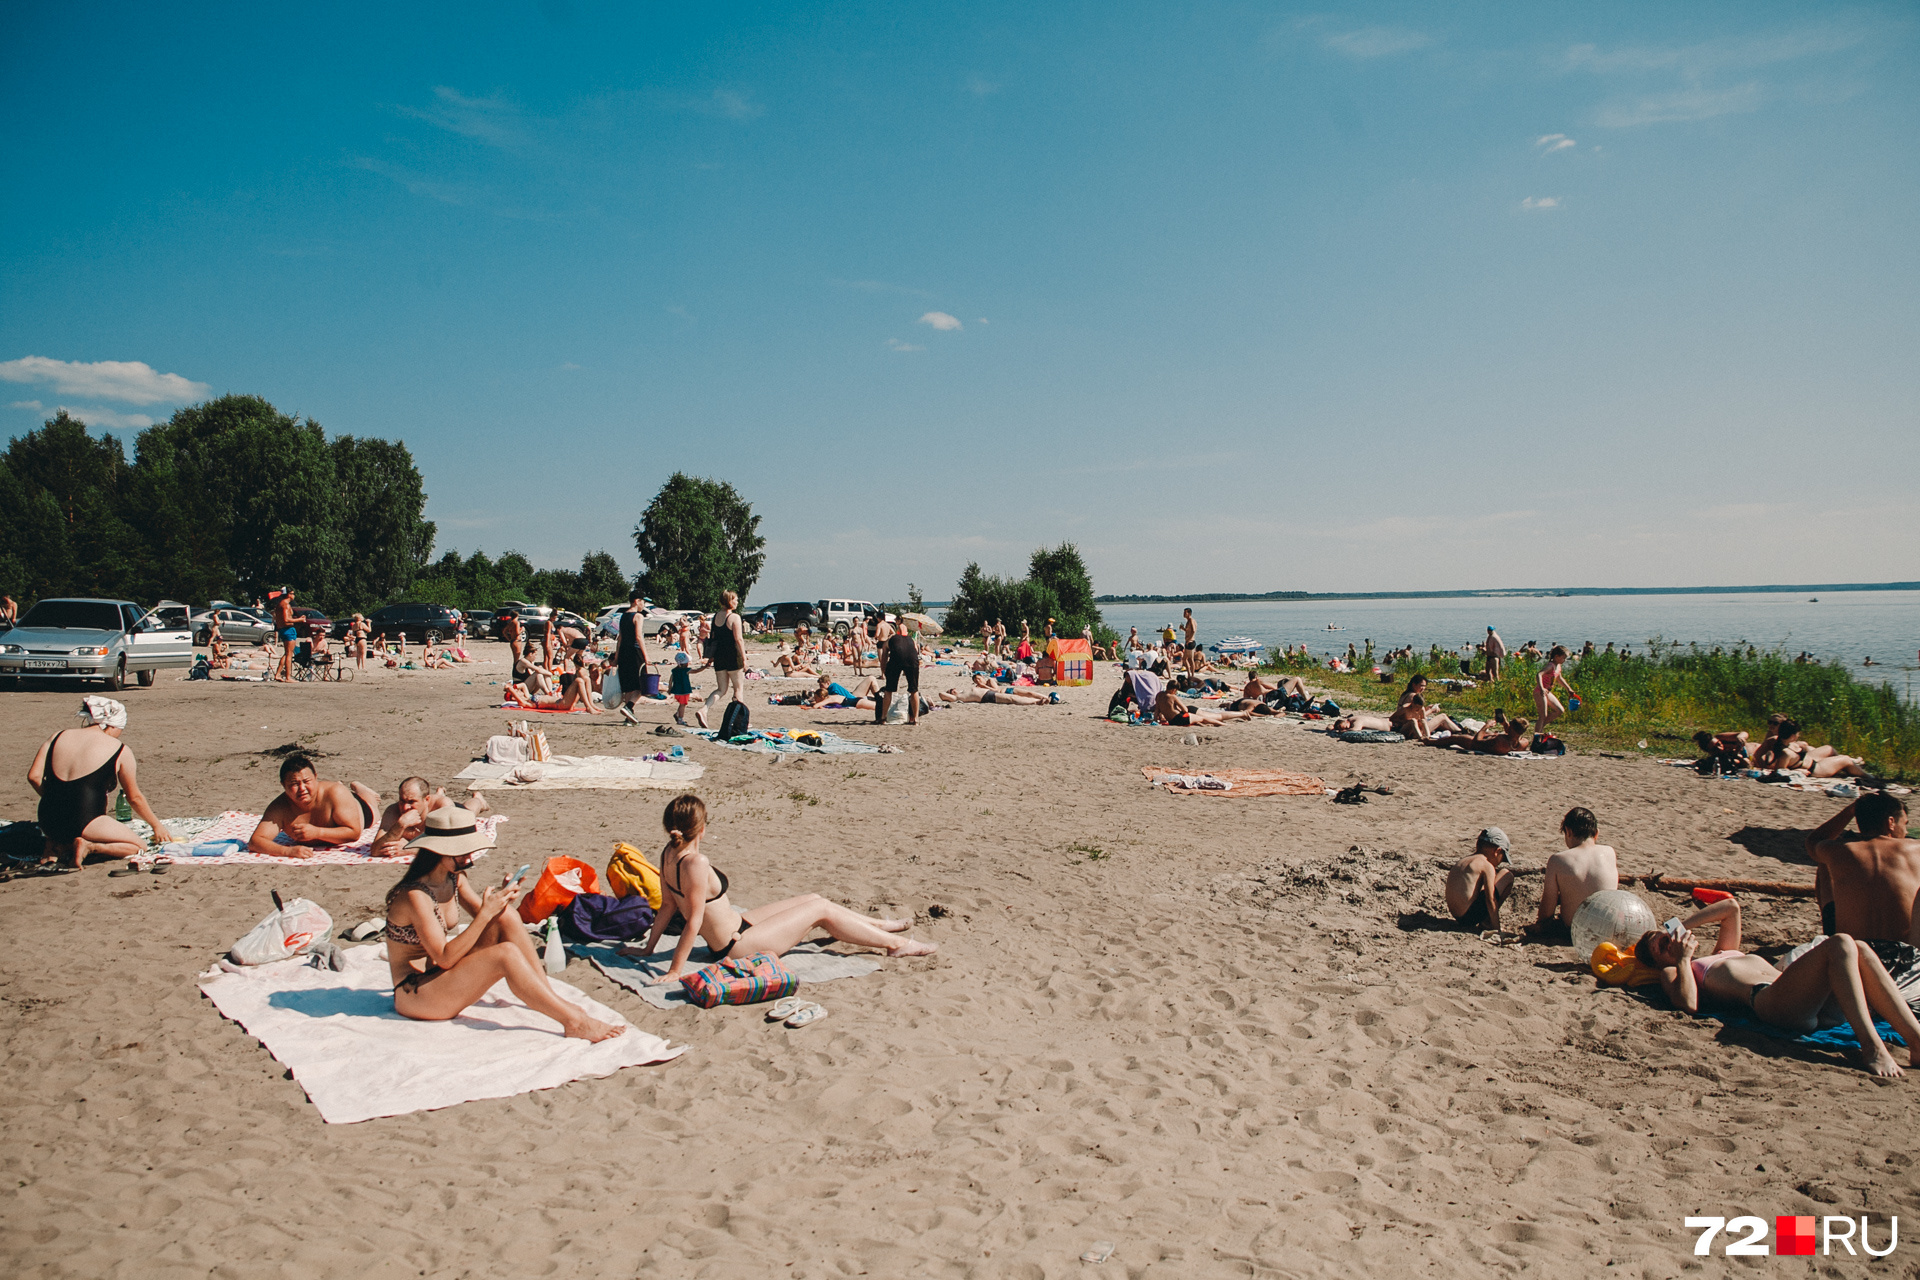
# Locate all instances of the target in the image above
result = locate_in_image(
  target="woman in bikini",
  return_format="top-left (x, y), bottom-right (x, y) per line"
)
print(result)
top-left (1627, 896), bottom-right (1920, 1077)
top-left (1754, 720), bottom-right (1871, 779)
top-left (1389, 675), bottom-right (1465, 741)
top-left (631, 795), bottom-right (935, 985)
top-left (384, 807), bottom-right (625, 1041)
top-left (349, 613), bottom-right (371, 670)
top-left (26, 696), bottom-right (172, 867)
top-left (1533, 645), bottom-right (1574, 735)
top-left (503, 667), bottom-right (601, 713)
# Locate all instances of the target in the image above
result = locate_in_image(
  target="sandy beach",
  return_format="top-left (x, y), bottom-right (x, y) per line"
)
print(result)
top-left (2, 655), bottom-right (1915, 1278)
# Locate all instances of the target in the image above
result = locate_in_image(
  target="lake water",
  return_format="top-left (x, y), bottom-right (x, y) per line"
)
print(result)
top-left (1098, 591), bottom-right (1920, 689)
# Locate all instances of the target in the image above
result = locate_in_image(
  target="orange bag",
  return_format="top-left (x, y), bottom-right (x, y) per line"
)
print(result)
top-left (518, 856), bottom-right (601, 924)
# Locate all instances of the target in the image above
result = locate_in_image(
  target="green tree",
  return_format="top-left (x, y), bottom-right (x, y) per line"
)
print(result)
top-left (4, 411), bottom-right (138, 599)
top-left (632, 473), bottom-right (766, 610)
top-left (577, 550), bottom-right (631, 607)
top-left (331, 435), bottom-right (435, 609)
top-left (945, 544), bottom-right (1105, 642)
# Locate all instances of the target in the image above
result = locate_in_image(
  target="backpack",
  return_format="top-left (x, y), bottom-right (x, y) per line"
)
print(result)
top-left (718, 700), bottom-right (751, 740)
top-left (556, 892), bottom-right (656, 944)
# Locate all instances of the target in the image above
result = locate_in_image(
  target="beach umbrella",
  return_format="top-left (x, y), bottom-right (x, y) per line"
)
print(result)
top-left (903, 612), bottom-right (943, 634)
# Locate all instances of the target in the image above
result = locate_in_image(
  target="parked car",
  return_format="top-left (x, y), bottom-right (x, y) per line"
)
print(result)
top-left (192, 606), bottom-right (274, 646)
top-left (817, 599), bottom-right (880, 637)
top-left (749, 601), bottom-right (825, 633)
top-left (291, 606), bottom-right (334, 639)
top-left (641, 607), bottom-right (705, 642)
top-left (367, 602), bottom-right (464, 645)
top-left (492, 604), bottom-right (552, 641)
top-left (0, 598), bottom-right (194, 690)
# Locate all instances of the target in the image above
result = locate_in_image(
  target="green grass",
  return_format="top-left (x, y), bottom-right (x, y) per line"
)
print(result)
top-left (1275, 643), bottom-right (1918, 779)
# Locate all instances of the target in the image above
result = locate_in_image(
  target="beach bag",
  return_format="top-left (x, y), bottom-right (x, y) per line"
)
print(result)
top-left (606, 841), bottom-right (664, 908)
top-left (486, 734), bottom-right (529, 764)
top-left (0, 822), bottom-right (45, 867)
top-left (229, 897), bottom-right (334, 965)
top-left (679, 952), bottom-right (798, 1008)
top-left (528, 729), bottom-right (552, 762)
top-left (718, 700), bottom-right (751, 741)
top-left (517, 856), bottom-right (601, 924)
top-left (556, 892), bottom-right (655, 944)
top-left (1530, 733), bottom-right (1568, 756)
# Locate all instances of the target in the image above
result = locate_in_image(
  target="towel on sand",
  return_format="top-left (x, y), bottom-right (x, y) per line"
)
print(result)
top-left (1141, 766), bottom-right (1325, 797)
top-left (583, 935), bottom-right (881, 1009)
top-left (197, 945), bottom-right (683, 1123)
top-left (453, 755), bottom-right (704, 791)
top-left (695, 729), bottom-right (883, 756)
top-left (148, 811), bottom-right (505, 866)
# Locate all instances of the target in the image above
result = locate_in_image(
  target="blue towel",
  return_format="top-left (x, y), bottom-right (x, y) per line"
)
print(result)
top-left (1708, 1008), bottom-right (1905, 1050)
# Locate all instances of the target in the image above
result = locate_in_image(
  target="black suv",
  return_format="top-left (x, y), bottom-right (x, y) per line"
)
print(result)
top-left (749, 601), bottom-right (824, 632)
top-left (368, 603), bottom-right (463, 644)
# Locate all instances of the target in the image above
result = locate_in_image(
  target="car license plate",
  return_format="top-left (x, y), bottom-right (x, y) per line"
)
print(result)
top-left (24, 660), bottom-right (66, 670)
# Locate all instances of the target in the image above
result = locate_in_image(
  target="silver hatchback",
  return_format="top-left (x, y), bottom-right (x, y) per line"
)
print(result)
top-left (0, 597), bottom-right (195, 690)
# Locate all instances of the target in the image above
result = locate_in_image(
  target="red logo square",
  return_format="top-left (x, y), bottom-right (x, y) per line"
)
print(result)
top-left (1776, 1216), bottom-right (1816, 1256)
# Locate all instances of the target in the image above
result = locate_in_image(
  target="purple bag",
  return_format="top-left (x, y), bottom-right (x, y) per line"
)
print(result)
top-left (556, 892), bottom-right (656, 944)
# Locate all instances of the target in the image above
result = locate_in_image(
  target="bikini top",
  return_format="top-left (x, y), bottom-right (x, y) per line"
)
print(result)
top-left (387, 885), bottom-right (459, 945)
top-left (667, 856), bottom-right (730, 903)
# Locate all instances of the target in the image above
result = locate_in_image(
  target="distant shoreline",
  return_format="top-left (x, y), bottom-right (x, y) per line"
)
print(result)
top-left (1093, 582), bottom-right (1919, 606)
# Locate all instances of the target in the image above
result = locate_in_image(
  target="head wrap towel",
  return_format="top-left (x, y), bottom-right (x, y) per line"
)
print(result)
top-left (80, 695), bottom-right (128, 730)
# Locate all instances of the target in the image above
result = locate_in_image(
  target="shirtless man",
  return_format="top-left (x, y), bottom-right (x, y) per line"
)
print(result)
top-left (1153, 687), bottom-right (1253, 727)
top-left (249, 754), bottom-right (382, 860)
top-left (1434, 712), bottom-right (1532, 755)
top-left (270, 589), bottom-right (298, 683)
top-left (942, 677), bottom-right (1051, 706)
top-left (1808, 795), bottom-right (1920, 1012)
top-left (1181, 608), bottom-right (1199, 676)
top-left (1446, 828), bottom-right (1515, 932)
top-left (1484, 626), bottom-right (1506, 682)
top-left (1524, 806), bottom-right (1618, 938)
top-left (370, 776), bottom-right (490, 858)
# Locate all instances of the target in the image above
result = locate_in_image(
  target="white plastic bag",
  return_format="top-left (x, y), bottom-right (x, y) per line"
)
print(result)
top-left (229, 897), bottom-right (334, 965)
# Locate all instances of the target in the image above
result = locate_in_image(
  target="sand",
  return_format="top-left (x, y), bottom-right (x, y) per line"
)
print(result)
top-left (2, 654), bottom-right (1916, 1278)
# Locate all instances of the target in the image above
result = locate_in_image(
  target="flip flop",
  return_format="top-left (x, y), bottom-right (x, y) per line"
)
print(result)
top-left (150, 856), bottom-right (173, 874)
top-left (109, 863), bottom-right (143, 877)
top-left (764, 996), bottom-right (806, 1022)
top-left (784, 1002), bottom-right (829, 1029)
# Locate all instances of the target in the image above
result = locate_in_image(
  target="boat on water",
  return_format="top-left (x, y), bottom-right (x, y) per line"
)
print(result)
top-left (1210, 636), bottom-right (1263, 655)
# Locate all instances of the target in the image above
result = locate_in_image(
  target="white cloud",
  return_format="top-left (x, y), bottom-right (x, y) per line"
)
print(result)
top-left (1520, 196), bottom-right (1561, 211)
top-left (1595, 84), bottom-right (1763, 127)
top-left (707, 89), bottom-right (762, 120)
top-left (977, 318), bottom-right (990, 325)
top-left (57, 406), bottom-right (154, 429)
top-left (396, 86), bottom-right (529, 149)
top-left (0, 356), bottom-right (209, 405)
top-left (918, 311), bottom-right (963, 331)
top-left (885, 338), bottom-right (924, 352)
top-left (1534, 133), bottom-right (1576, 152)
top-left (1322, 26), bottom-right (1431, 58)
top-left (1562, 26), bottom-right (1868, 77)
top-left (9, 399), bottom-right (44, 411)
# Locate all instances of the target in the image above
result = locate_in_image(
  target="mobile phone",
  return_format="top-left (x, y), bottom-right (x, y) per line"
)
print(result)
top-left (512, 863), bottom-right (533, 884)
top-left (1662, 917), bottom-right (1684, 937)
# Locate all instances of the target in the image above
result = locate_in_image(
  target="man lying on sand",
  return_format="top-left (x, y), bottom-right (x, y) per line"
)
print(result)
top-left (1433, 713), bottom-right (1533, 755)
top-left (1331, 712), bottom-right (1396, 733)
top-left (1153, 688), bottom-right (1253, 728)
top-left (1809, 795), bottom-right (1920, 1015)
top-left (1445, 828), bottom-right (1514, 931)
top-left (371, 776), bottom-right (489, 859)
top-left (1621, 895), bottom-right (1920, 1078)
top-left (249, 754), bottom-right (382, 860)
top-left (1523, 807), bottom-right (1617, 938)
top-left (941, 680), bottom-right (1051, 705)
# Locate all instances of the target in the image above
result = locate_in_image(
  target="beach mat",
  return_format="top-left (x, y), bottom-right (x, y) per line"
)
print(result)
top-left (695, 729), bottom-right (886, 756)
top-left (452, 756), bottom-right (704, 792)
top-left (197, 946), bottom-right (683, 1123)
top-left (140, 811), bottom-right (505, 866)
top-left (1141, 766), bottom-right (1325, 797)
top-left (583, 935), bottom-right (881, 1009)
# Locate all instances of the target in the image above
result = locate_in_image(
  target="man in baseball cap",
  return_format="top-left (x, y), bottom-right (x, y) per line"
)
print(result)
top-left (1445, 827), bottom-right (1514, 932)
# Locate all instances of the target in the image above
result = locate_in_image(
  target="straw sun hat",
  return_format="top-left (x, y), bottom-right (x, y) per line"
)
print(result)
top-left (404, 806), bottom-right (494, 857)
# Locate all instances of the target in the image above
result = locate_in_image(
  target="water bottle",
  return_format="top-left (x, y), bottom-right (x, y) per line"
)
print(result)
top-left (114, 791), bottom-right (132, 822)
top-left (543, 915), bottom-right (566, 974)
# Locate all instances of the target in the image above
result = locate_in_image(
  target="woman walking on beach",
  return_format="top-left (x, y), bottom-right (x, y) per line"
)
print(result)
top-left (704, 590), bottom-right (748, 722)
top-left (615, 588), bottom-right (651, 724)
top-left (26, 696), bottom-right (172, 867)
top-left (1534, 645), bottom-right (1574, 735)
top-left (634, 795), bottom-right (934, 986)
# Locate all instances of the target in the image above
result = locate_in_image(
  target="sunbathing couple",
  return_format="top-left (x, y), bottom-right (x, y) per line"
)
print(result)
top-left (1695, 716), bottom-right (1875, 781)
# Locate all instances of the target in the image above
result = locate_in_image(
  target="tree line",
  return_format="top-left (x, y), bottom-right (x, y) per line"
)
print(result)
top-left (1, 399), bottom-right (774, 618)
top-left (943, 544), bottom-right (1113, 647)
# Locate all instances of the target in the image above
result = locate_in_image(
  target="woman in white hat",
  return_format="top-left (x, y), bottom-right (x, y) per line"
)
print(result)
top-left (26, 696), bottom-right (171, 869)
top-left (383, 807), bottom-right (625, 1041)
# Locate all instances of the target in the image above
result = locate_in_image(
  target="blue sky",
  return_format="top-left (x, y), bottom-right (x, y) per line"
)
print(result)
top-left (4, 2), bottom-right (1915, 600)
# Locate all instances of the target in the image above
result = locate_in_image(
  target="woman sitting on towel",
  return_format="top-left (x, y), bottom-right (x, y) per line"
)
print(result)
top-left (503, 667), bottom-right (601, 713)
top-left (630, 794), bottom-right (936, 985)
top-left (1389, 676), bottom-right (1465, 741)
top-left (1618, 896), bottom-right (1920, 1078)
top-left (384, 808), bottom-right (624, 1042)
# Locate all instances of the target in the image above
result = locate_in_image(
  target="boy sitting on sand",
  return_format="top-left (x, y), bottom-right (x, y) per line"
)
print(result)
top-left (1524, 807), bottom-right (1617, 939)
top-left (1445, 828), bottom-right (1515, 931)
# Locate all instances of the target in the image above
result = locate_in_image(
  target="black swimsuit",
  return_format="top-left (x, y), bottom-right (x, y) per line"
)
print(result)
top-left (37, 731), bottom-right (121, 843)
top-left (668, 859), bottom-right (745, 958)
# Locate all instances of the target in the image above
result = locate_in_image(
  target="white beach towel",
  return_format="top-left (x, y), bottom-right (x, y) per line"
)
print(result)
top-left (197, 945), bottom-right (683, 1123)
top-left (141, 811), bottom-right (505, 867)
top-left (452, 755), bottom-right (704, 791)
top-left (583, 936), bottom-right (881, 1009)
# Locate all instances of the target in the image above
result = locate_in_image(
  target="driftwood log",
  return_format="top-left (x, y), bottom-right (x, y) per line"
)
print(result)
top-left (1639, 873), bottom-right (1818, 898)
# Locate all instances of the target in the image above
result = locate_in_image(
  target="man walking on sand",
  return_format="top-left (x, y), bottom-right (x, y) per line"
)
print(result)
top-left (1524, 807), bottom-right (1618, 938)
top-left (1808, 794), bottom-right (1920, 1013)
top-left (1484, 625), bottom-right (1507, 682)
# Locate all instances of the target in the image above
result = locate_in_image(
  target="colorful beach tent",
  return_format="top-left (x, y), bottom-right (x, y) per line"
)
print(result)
top-left (1047, 638), bottom-right (1095, 686)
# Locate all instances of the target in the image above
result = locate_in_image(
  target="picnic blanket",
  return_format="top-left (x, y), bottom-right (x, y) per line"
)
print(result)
top-left (142, 810), bottom-right (505, 866)
top-left (498, 702), bottom-right (593, 713)
top-left (198, 945), bottom-right (682, 1123)
top-left (695, 729), bottom-right (887, 756)
top-left (583, 935), bottom-right (881, 1009)
top-left (1141, 766), bottom-right (1326, 796)
top-left (452, 755), bottom-right (705, 792)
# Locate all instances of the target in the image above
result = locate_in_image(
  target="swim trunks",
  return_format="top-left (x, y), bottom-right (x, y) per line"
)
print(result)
top-left (1457, 897), bottom-right (1493, 931)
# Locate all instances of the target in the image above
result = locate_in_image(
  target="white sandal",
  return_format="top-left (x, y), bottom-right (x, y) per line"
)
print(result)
top-left (764, 996), bottom-right (805, 1023)
top-left (784, 1002), bottom-right (829, 1029)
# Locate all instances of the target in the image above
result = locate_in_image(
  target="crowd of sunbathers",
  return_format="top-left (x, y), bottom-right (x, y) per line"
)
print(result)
top-left (1443, 798), bottom-right (1920, 1076)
